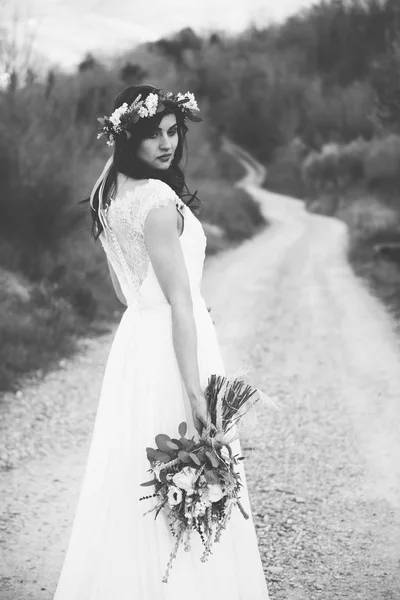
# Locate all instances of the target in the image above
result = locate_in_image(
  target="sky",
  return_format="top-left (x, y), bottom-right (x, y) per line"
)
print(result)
top-left (6, 0), bottom-right (319, 71)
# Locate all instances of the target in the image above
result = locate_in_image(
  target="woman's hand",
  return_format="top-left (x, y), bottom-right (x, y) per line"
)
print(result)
top-left (190, 394), bottom-right (218, 437)
top-left (190, 396), bottom-right (209, 435)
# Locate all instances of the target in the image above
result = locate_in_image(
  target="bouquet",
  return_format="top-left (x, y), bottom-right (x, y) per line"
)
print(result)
top-left (140, 374), bottom-right (264, 583)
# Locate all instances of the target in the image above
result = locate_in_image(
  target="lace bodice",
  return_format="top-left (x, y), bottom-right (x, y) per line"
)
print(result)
top-left (99, 178), bottom-right (207, 307)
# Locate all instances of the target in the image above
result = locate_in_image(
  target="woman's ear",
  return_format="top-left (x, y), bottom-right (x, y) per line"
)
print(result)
top-left (125, 130), bottom-right (132, 140)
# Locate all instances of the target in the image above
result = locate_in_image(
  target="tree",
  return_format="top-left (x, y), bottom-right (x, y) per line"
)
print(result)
top-left (119, 62), bottom-right (147, 85)
top-left (78, 53), bottom-right (98, 73)
top-left (0, 1), bottom-right (36, 89)
top-left (371, 34), bottom-right (400, 134)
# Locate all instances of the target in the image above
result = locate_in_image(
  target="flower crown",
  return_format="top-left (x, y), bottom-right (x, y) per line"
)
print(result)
top-left (97, 89), bottom-right (202, 146)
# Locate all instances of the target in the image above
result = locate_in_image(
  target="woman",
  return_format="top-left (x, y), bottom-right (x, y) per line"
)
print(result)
top-left (53, 84), bottom-right (269, 599)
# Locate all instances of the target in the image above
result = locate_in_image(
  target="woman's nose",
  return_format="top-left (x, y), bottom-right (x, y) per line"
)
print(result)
top-left (159, 134), bottom-right (172, 151)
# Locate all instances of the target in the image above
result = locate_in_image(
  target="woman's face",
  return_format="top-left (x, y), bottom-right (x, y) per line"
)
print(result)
top-left (137, 113), bottom-right (179, 170)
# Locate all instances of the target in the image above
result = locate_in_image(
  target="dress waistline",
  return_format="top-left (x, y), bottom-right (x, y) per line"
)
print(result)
top-left (125, 294), bottom-right (206, 313)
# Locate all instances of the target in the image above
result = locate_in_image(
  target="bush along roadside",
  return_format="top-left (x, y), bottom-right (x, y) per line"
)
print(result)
top-left (301, 138), bottom-right (400, 327)
top-left (0, 266), bottom-right (121, 393)
top-left (347, 223), bottom-right (400, 328)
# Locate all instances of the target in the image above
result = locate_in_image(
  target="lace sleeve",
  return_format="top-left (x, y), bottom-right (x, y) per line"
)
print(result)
top-left (137, 179), bottom-right (184, 233)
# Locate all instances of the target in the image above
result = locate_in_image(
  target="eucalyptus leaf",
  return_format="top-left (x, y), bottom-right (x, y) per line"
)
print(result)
top-left (165, 440), bottom-right (179, 451)
top-left (186, 439), bottom-right (196, 452)
top-left (178, 450), bottom-right (191, 463)
top-left (189, 453), bottom-right (201, 466)
top-left (140, 478), bottom-right (157, 487)
top-left (170, 438), bottom-right (183, 449)
top-left (146, 447), bottom-right (157, 459)
top-left (179, 437), bottom-right (190, 450)
top-left (197, 450), bottom-right (207, 463)
top-left (155, 434), bottom-right (173, 453)
top-left (154, 450), bottom-right (171, 463)
top-left (178, 422), bottom-right (187, 437)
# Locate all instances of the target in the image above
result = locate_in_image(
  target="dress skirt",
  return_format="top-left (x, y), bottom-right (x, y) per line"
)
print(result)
top-left (53, 295), bottom-right (269, 599)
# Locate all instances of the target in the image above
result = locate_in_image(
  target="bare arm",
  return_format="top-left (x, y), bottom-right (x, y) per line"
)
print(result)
top-left (144, 203), bottom-right (208, 433)
top-left (107, 256), bottom-right (127, 306)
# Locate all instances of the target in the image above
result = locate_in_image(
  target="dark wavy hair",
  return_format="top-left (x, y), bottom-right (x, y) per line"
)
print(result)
top-left (89, 83), bottom-right (202, 239)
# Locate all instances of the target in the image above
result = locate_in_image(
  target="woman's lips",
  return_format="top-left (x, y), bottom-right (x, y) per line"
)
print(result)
top-left (158, 154), bottom-right (172, 161)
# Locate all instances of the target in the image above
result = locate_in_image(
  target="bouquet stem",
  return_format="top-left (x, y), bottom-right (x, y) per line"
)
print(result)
top-left (162, 526), bottom-right (185, 584)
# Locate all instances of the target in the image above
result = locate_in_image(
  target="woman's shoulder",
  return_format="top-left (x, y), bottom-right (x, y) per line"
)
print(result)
top-left (143, 177), bottom-right (178, 198)
top-left (119, 177), bottom-right (184, 210)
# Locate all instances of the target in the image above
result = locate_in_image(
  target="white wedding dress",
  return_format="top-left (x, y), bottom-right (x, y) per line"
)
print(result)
top-left (53, 178), bottom-right (269, 600)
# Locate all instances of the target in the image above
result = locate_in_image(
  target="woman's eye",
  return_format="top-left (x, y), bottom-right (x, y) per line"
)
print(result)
top-left (169, 129), bottom-right (178, 137)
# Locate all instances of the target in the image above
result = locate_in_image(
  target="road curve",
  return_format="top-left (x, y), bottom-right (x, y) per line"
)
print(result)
top-left (204, 140), bottom-right (400, 598)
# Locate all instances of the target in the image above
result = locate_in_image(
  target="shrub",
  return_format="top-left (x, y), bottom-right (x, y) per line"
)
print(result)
top-left (364, 134), bottom-right (400, 187)
top-left (0, 276), bottom-right (78, 392)
top-left (198, 179), bottom-right (265, 243)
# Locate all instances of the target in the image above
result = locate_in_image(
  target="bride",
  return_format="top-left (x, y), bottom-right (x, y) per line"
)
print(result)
top-left (53, 83), bottom-right (269, 599)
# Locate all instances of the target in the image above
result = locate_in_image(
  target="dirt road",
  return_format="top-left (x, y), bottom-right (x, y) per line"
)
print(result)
top-left (1, 143), bottom-right (400, 599)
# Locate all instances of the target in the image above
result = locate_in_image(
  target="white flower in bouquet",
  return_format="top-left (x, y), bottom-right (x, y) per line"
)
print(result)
top-left (207, 483), bottom-right (225, 503)
top-left (167, 486), bottom-right (183, 507)
top-left (193, 500), bottom-right (208, 517)
top-left (172, 466), bottom-right (197, 495)
top-left (196, 483), bottom-right (212, 506)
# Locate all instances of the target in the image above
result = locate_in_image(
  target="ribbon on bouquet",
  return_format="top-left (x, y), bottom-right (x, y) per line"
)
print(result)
top-left (89, 155), bottom-right (114, 232)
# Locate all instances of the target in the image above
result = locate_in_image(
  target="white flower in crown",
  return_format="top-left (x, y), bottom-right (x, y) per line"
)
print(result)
top-left (177, 91), bottom-right (199, 112)
top-left (144, 92), bottom-right (159, 116)
top-left (97, 88), bottom-right (202, 146)
top-left (109, 103), bottom-right (129, 131)
top-left (137, 104), bottom-right (149, 118)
